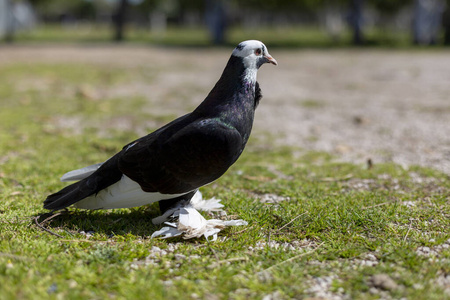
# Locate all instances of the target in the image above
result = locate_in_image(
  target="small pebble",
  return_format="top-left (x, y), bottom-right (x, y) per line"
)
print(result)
top-left (370, 274), bottom-right (398, 291)
top-left (174, 254), bottom-right (186, 260)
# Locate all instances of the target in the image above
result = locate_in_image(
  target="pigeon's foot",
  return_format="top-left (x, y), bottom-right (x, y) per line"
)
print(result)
top-left (155, 190), bottom-right (197, 224)
top-left (151, 191), bottom-right (247, 241)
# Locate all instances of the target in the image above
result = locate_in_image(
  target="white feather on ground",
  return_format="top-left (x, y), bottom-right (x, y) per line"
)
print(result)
top-left (151, 191), bottom-right (247, 241)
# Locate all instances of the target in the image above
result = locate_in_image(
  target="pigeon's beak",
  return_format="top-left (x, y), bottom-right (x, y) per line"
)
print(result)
top-left (264, 54), bottom-right (278, 66)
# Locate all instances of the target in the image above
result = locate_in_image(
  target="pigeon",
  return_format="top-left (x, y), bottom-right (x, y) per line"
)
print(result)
top-left (44, 40), bottom-right (277, 219)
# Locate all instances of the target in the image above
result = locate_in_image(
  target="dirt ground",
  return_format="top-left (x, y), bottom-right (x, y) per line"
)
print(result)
top-left (2, 45), bottom-right (449, 175)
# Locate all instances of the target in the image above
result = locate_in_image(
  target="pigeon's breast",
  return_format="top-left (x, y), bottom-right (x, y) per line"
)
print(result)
top-left (222, 92), bottom-right (256, 143)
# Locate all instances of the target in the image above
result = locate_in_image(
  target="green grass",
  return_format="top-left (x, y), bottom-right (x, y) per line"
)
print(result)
top-left (1, 58), bottom-right (449, 300)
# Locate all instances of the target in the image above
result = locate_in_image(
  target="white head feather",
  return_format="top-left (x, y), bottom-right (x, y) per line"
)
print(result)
top-left (232, 40), bottom-right (277, 84)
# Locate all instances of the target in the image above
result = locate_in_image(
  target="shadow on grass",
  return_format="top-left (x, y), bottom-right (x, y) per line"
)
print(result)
top-left (34, 206), bottom-right (167, 239)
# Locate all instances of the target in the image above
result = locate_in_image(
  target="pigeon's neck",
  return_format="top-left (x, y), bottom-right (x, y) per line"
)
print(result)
top-left (242, 65), bottom-right (257, 86)
top-left (227, 55), bottom-right (258, 92)
top-left (191, 55), bottom-right (259, 147)
top-left (195, 56), bottom-right (258, 116)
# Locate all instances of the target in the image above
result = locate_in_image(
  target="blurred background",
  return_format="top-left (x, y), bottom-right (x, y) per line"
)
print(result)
top-left (1, 0), bottom-right (449, 176)
top-left (1, 0), bottom-right (450, 47)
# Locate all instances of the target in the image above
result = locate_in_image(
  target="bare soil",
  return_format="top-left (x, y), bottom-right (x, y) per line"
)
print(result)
top-left (2, 45), bottom-right (449, 174)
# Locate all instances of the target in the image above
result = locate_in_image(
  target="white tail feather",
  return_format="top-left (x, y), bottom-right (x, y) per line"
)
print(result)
top-left (60, 163), bottom-right (104, 182)
top-left (74, 175), bottom-right (186, 210)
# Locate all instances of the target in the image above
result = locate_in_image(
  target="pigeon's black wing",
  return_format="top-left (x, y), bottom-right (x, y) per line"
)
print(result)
top-left (43, 114), bottom-right (192, 211)
top-left (118, 117), bottom-right (243, 194)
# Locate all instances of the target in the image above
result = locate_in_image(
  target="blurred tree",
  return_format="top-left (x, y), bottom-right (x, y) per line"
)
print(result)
top-left (443, 0), bottom-right (450, 44)
top-left (21, 0), bottom-right (450, 46)
top-left (29, 0), bottom-right (114, 22)
top-left (0, 0), bottom-right (15, 42)
top-left (348, 0), bottom-right (364, 45)
top-left (145, 0), bottom-right (173, 34)
top-left (369, 0), bottom-right (412, 13)
top-left (413, 0), bottom-right (446, 44)
top-left (205, 0), bottom-right (226, 44)
top-left (113, 0), bottom-right (128, 41)
top-left (238, 0), bottom-right (369, 45)
top-left (1, 0), bottom-right (37, 42)
top-left (73, 0), bottom-right (96, 20)
top-left (321, 1), bottom-right (346, 42)
top-left (367, 0), bottom-right (412, 44)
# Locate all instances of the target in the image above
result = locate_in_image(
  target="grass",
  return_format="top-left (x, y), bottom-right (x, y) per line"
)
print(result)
top-left (1, 54), bottom-right (449, 300)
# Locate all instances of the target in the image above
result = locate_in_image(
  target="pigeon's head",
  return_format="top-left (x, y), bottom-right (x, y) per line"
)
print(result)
top-left (232, 40), bottom-right (277, 70)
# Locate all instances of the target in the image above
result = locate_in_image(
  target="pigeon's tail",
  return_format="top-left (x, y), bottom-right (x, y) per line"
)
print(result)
top-left (43, 178), bottom-right (97, 211)
top-left (44, 155), bottom-right (124, 211)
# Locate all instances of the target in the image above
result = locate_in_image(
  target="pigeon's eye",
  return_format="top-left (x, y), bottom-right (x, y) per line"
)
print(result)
top-left (254, 48), bottom-right (262, 56)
